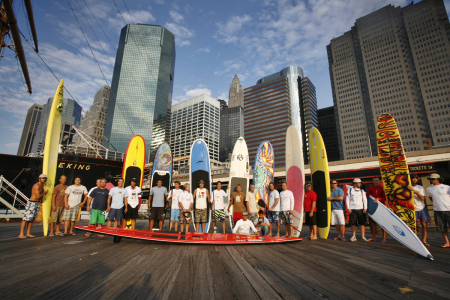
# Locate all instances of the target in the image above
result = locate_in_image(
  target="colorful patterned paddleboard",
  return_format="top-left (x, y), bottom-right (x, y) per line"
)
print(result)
top-left (41, 80), bottom-right (64, 236)
top-left (286, 126), bottom-right (305, 237)
top-left (376, 114), bottom-right (416, 232)
top-left (75, 226), bottom-right (302, 244)
top-left (309, 127), bottom-right (331, 239)
top-left (123, 135), bottom-right (146, 228)
top-left (253, 141), bottom-right (274, 208)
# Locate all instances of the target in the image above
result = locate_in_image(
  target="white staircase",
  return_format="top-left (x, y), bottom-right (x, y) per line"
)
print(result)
top-left (0, 175), bottom-right (29, 219)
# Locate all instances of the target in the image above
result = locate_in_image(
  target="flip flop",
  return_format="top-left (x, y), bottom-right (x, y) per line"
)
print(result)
top-left (60, 233), bottom-right (66, 237)
top-left (440, 245), bottom-right (450, 248)
top-left (423, 243), bottom-right (430, 247)
top-left (49, 233), bottom-right (55, 237)
top-left (341, 238), bottom-right (347, 242)
top-left (69, 233), bottom-right (76, 236)
top-left (333, 237), bottom-right (340, 240)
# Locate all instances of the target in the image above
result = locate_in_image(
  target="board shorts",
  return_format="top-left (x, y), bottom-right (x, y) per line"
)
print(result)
top-left (107, 208), bottom-right (123, 221)
top-left (170, 208), bottom-right (181, 221)
top-left (416, 206), bottom-right (431, 223)
top-left (23, 201), bottom-right (40, 222)
top-left (305, 212), bottom-right (317, 226)
top-left (195, 208), bottom-right (208, 223)
top-left (63, 206), bottom-right (79, 222)
top-left (435, 211), bottom-right (450, 233)
top-left (349, 209), bottom-right (368, 226)
top-left (248, 213), bottom-right (258, 223)
top-left (233, 212), bottom-right (243, 224)
top-left (331, 210), bottom-right (345, 226)
top-left (123, 204), bottom-right (138, 220)
top-left (90, 209), bottom-right (106, 225)
top-left (180, 211), bottom-right (192, 223)
top-left (50, 206), bottom-right (65, 223)
top-left (212, 209), bottom-right (226, 222)
top-left (149, 207), bottom-right (165, 221)
top-left (280, 211), bottom-right (293, 224)
top-left (267, 211), bottom-right (280, 223)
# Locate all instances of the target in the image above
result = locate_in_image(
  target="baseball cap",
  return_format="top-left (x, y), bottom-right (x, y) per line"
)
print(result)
top-left (130, 178), bottom-right (137, 183)
top-left (199, 180), bottom-right (205, 184)
top-left (305, 182), bottom-right (311, 186)
top-left (427, 173), bottom-right (444, 182)
top-left (353, 178), bottom-right (362, 183)
top-left (242, 211), bottom-right (248, 216)
top-left (39, 174), bottom-right (47, 179)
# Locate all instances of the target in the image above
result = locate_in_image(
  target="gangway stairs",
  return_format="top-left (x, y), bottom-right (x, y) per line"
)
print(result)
top-left (0, 175), bottom-right (29, 220)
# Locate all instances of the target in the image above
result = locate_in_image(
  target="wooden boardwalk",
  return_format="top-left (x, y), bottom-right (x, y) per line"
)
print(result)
top-left (1, 220), bottom-right (450, 300)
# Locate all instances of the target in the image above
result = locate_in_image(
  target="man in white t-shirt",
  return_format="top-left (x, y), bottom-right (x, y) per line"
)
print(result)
top-left (168, 181), bottom-right (184, 231)
top-left (62, 176), bottom-right (88, 236)
top-left (193, 180), bottom-right (211, 232)
top-left (106, 178), bottom-right (128, 228)
top-left (247, 184), bottom-right (258, 223)
top-left (267, 182), bottom-right (280, 237)
top-left (408, 174), bottom-right (430, 246)
top-left (179, 184), bottom-right (194, 233)
top-left (124, 178), bottom-right (142, 230)
top-left (212, 181), bottom-right (227, 233)
top-left (346, 178), bottom-right (368, 242)
top-left (232, 211), bottom-right (257, 235)
top-left (426, 173), bottom-right (450, 248)
top-left (280, 182), bottom-right (295, 238)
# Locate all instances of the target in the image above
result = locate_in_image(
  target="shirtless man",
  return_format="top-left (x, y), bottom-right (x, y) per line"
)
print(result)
top-left (18, 174), bottom-right (49, 238)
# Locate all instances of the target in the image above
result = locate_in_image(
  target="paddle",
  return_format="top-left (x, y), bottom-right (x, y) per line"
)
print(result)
top-left (258, 199), bottom-right (266, 209)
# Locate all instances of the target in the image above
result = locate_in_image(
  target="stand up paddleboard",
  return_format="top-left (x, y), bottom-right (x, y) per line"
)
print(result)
top-left (41, 80), bottom-right (64, 236)
top-left (75, 226), bottom-right (302, 244)
top-left (309, 127), bottom-right (331, 239)
top-left (228, 137), bottom-right (250, 228)
top-left (150, 142), bottom-right (173, 230)
top-left (286, 126), bottom-right (305, 237)
top-left (367, 196), bottom-right (433, 260)
top-left (190, 139), bottom-right (212, 233)
top-left (253, 141), bottom-right (274, 214)
top-left (376, 114), bottom-right (416, 232)
top-left (123, 135), bottom-right (146, 228)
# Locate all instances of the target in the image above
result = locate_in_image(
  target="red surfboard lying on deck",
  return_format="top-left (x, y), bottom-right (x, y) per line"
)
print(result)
top-left (74, 226), bottom-right (303, 244)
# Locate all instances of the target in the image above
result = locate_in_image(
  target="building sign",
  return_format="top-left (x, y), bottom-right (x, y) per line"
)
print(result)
top-left (409, 163), bottom-right (435, 173)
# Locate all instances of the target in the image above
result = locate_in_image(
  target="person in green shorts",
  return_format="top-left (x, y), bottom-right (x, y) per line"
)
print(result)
top-left (87, 178), bottom-right (109, 230)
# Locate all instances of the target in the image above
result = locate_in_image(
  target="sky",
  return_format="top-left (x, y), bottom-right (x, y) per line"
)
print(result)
top-left (0, 0), bottom-right (449, 155)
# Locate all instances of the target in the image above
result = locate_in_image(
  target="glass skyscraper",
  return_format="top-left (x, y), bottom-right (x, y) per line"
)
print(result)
top-left (103, 24), bottom-right (175, 161)
top-left (17, 103), bottom-right (43, 156)
top-left (220, 106), bottom-right (244, 161)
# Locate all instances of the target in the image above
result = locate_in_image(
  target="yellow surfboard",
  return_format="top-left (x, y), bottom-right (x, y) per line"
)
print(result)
top-left (309, 127), bottom-right (331, 239)
top-left (376, 114), bottom-right (416, 232)
top-left (122, 135), bottom-right (146, 228)
top-left (42, 80), bottom-right (64, 236)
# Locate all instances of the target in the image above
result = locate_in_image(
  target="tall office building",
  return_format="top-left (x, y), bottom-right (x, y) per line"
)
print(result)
top-left (318, 106), bottom-right (340, 162)
top-left (103, 24), bottom-right (175, 161)
top-left (327, 0), bottom-right (450, 160)
top-left (257, 66), bottom-right (318, 164)
top-left (30, 98), bottom-right (82, 154)
top-left (244, 76), bottom-right (291, 168)
top-left (72, 85), bottom-right (110, 149)
top-left (219, 106), bottom-right (245, 161)
top-left (217, 99), bottom-right (228, 110)
top-left (228, 74), bottom-right (244, 108)
top-left (17, 104), bottom-right (43, 156)
top-left (170, 94), bottom-right (220, 170)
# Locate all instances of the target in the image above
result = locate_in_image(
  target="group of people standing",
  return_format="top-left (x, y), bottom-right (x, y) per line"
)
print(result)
top-left (18, 175), bottom-right (142, 238)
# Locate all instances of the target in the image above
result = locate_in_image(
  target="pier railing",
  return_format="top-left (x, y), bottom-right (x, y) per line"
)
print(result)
top-left (0, 175), bottom-right (29, 219)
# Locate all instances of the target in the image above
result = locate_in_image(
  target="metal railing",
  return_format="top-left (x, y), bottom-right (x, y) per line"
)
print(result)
top-left (0, 175), bottom-right (29, 218)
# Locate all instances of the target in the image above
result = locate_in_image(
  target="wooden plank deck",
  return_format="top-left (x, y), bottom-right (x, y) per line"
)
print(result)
top-left (1, 220), bottom-right (450, 300)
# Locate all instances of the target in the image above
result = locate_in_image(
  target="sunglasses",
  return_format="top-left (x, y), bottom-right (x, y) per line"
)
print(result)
top-left (331, 182), bottom-right (337, 184)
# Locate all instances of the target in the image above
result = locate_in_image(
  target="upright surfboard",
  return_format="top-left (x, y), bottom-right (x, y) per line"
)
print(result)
top-left (228, 137), bottom-right (250, 228)
top-left (123, 135), bottom-right (146, 228)
top-left (150, 142), bottom-right (172, 230)
top-left (367, 196), bottom-right (433, 260)
top-left (286, 126), bottom-right (305, 237)
top-left (376, 114), bottom-right (416, 232)
top-left (190, 139), bottom-right (212, 233)
top-left (41, 80), bottom-right (64, 236)
top-left (309, 127), bottom-right (331, 239)
top-left (253, 141), bottom-right (274, 211)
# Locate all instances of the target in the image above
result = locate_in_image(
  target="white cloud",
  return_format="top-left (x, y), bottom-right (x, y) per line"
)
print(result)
top-left (214, 15), bottom-right (252, 43)
top-left (165, 22), bottom-right (194, 47)
top-left (154, 0), bottom-right (164, 4)
top-left (216, 92), bottom-right (228, 101)
top-left (169, 10), bottom-right (184, 23)
top-left (108, 10), bottom-right (155, 26)
top-left (173, 85), bottom-right (212, 104)
top-left (5, 142), bottom-right (19, 149)
top-left (197, 47), bottom-right (210, 53)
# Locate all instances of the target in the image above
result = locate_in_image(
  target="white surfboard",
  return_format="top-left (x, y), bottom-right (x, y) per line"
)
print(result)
top-left (367, 195), bottom-right (433, 260)
top-left (286, 126), bottom-right (305, 237)
top-left (228, 137), bottom-right (250, 229)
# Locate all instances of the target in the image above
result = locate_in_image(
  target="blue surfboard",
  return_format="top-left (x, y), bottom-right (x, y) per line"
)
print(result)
top-left (368, 195), bottom-right (433, 260)
top-left (190, 139), bottom-right (212, 233)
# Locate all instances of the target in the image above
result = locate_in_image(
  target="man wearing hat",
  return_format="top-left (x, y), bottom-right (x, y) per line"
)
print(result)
top-left (304, 182), bottom-right (318, 240)
top-left (124, 178), bottom-right (142, 230)
top-left (346, 178), bottom-right (368, 242)
top-left (426, 173), bottom-right (450, 248)
top-left (232, 211), bottom-right (258, 235)
top-left (18, 174), bottom-right (49, 238)
top-left (193, 180), bottom-right (211, 232)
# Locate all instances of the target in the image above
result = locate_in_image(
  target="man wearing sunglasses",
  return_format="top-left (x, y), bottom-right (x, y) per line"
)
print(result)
top-left (328, 180), bottom-right (345, 241)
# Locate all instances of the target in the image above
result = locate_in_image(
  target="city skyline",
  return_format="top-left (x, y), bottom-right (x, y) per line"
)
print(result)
top-left (4, 0), bottom-right (447, 155)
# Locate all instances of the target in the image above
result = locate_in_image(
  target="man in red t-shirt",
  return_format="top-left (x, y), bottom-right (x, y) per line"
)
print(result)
top-left (366, 177), bottom-right (387, 243)
top-left (304, 183), bottom-right (317, 240)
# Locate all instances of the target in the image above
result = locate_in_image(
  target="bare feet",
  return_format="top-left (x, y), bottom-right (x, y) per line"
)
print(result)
top-left (85, 232), bottom-right (91, 237)
top-left (310, 237), bottom-right (318, 240)
top-left (333, 237), bottom-right (340, 240)
top-left (49, 233), bottom-right (55, 237)
top-left (423, 242), bottom-right (430, 247)
top-left (55, 231), bottom-right (62, 235)
top-left (440, 244), bottom-right (450, 248)
top-left (381, 239), bottom-right (387, 243)
top-left (268, 234), bottom-right (273, 237)
top-left (96, 234), bottom-right (105, 237)
top-left (367, 238), bottom-right (376, 242)
top-left (284, 234), bottom-right (289, 238)
top-left (18, 235), bottom-right (26, 239)
top-left (26, 234), bottom-right (36, 238)
top-left (275, 235), bottom-right (280, 238)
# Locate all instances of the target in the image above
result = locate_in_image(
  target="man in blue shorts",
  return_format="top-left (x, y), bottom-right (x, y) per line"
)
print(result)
top-left (106, 178), bottom-right (128, 228)
top-left (168, 181), bottom-right (183, 231)
top-left (267, 182), bottom-right (280, 237)
top-left (148, 180), bottom-right (168, 231)
top-left (328, 180), bottom-right (346, 241)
